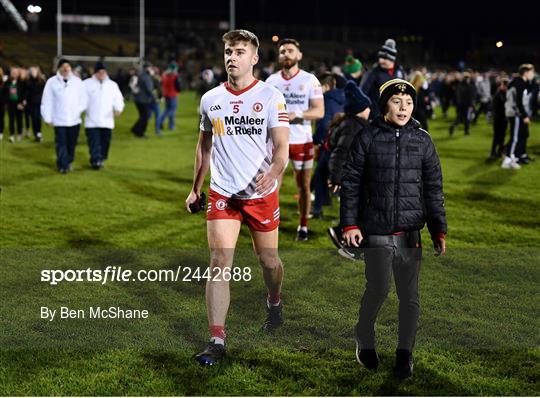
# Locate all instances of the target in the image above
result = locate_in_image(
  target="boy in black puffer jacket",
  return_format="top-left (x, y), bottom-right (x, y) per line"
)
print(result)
top-left (340, 79), bottom-right (447, 379)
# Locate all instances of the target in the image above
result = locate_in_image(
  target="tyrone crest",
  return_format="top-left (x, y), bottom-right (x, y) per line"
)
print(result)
top-left (253, 102), bottom-right (263, 112)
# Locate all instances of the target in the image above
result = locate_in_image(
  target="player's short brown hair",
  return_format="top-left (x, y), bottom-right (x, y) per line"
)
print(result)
top-left (518, 63), bottom-right (534, 76)
top-left (278, 38), bottom-right (300, 49)
top-left (222, 29), bottom-right (259, 49)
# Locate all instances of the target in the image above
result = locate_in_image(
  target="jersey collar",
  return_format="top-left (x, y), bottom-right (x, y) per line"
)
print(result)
top-left (224, 79), bottom-right (259, 96)
top-left (280, 69), bottom-right (301, 81)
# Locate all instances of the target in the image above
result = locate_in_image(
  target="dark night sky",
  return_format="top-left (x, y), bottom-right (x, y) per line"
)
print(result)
top-left (8, 0), bottom-right (539, 36)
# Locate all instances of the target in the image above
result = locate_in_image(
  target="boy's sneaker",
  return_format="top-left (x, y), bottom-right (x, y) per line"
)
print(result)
top-left (393, 349), bottom-right (414, 379)
top-left (356, 344), bottom-right (379, 370)
top-left (261, 301), bottom-right (283, 332)
top-left (354, 325), bottom-right (379, 370)
top-left (194, 341), bottom-right (226, 366)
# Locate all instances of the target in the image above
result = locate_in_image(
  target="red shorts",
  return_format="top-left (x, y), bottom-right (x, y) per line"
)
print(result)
top-left (206, 189), bottom-right (280, 232)
top-left (289, 142), bottom-right (314, 170)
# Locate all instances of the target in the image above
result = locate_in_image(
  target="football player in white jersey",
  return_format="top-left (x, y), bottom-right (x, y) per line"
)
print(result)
top-left (185, 30), bottom-right (289, 366)
top-left (266, 38), bottom-right (324, 241)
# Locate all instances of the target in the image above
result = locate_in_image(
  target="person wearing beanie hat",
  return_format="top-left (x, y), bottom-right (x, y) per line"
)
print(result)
top-left (377, 78), bottom-right (417, 114)
top-left (344, 80), bottom-right (371, 116)
top-left (360, 38), bottom-right (405, 119)
top-left (158, 60), bottom-right (182, 132)
top-left (343, 55), bottom-right (363, 85)
top-left (83, 59), bottom-right (124, 169)
top-left (378, 39), bottom-right (398, 62)
top-left (41, 57), bottom-right (86, 173)
top-left (340, 78), bottom-right (446, 379)
top-left (93, 61), bottom-right (106, 73)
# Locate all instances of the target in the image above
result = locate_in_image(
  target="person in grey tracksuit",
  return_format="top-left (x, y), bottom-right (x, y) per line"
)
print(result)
top-left (502, 64), bottom-right (535, 168)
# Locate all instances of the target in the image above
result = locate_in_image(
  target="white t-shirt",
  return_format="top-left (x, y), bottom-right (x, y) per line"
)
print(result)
top-left (266, 69), bottom-right (323, 144)
top-left (199, 79), bottom-right (289, 199)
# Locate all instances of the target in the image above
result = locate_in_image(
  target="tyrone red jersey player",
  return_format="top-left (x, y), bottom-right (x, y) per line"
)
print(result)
top-left (266, 38), bottom-right (324, 241)
top-left (185, 29), bottom-right (289, 366)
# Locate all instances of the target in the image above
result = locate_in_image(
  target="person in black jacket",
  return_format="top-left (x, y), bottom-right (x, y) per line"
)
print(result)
top-left (340, 79), bottom-right (447, 379)
top-left (25, 66), bottom-right (46, 142)
top-left (311, 72), bottom-right (345, 218)
top-left (360, 39), bottom-right (405, 119)
top-left (325, 81), bottom-right (371, 251)
top-left (489, 77), bottom-right (509, 160)
top-left (449, 72), bottom-right (476, 135)
top-left (130, 63), bottom-right (154, 138)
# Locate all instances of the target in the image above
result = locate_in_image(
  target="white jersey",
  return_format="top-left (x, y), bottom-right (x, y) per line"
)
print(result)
top-left (199, 79), bottom-right (289, 199)
top-left (266, 69), bottom-right (323, 144)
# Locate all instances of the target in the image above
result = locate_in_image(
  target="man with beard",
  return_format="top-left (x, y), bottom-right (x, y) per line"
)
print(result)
top-left (266, 38), bottom-right (324, 241)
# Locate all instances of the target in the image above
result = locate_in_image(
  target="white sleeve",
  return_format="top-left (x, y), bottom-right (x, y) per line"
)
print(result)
top-left (113, 83), bottom-right (125, 113)
top-left (268, 90), bottom-right (289, 129)
top-left (40, 79), bottom-right (53, 124)
top-left (79, 80), bottom-right (88, 115)
top-left (199, 95), bottom-right (212, 132)
top-left (309, 74), bottom-right (323, 100)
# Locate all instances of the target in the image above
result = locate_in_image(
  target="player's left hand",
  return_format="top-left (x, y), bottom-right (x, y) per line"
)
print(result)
top-left (255, 172), bottom-right (277, 196)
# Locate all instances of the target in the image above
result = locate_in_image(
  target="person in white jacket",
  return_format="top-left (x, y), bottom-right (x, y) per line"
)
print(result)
top-left (83, 62), bottom-right (125, 169)
top-left (41, 59), bottom-right (86, 173)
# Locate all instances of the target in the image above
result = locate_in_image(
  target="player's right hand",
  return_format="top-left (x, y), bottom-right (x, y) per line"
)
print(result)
top-left (185, 190), bottom-right (199, 213)
top-left (342, 229), bottom-right (363, 247)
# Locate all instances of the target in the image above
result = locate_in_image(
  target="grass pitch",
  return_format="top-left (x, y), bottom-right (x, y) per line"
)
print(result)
top-left (0, 91), bottom-right (539, 395)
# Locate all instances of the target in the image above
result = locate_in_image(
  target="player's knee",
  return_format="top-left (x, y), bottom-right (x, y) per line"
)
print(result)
top-left (258, 253), bottom-right (282, 270)
top-left (209, 253), bottom-right (233, 271)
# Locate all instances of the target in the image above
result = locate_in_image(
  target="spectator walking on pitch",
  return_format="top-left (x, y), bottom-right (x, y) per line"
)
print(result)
top-left (157, 62), bottom-right (181, 132)
top-left (502, 64), bottom-right (536, 168)
top-left (83, 61), bottom-right (125, 170)
top-left (41, 59), bottom-right (86, 173)
top-left (360, 39), bottom-right (405, 118)
top-left (340, 78), bottom-right (446, 379)
top-left (3, 67), bottom-right (25, 143)
top-left (25, 66), bottom-right (46, 142)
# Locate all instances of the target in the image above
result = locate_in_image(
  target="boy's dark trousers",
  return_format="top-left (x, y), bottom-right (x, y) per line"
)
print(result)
top-left (356, 230), bottom-right (422, 351)
top-left (54, 125), bottom-right (80, 170)
top-left (491, 117), bottom-right (507, 156)
top-left (86, 128), bottom-right (112, 165)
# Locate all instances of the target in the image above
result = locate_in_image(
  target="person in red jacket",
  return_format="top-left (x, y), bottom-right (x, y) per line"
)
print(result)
top-left (157, 62), bottom-right (181, 132)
